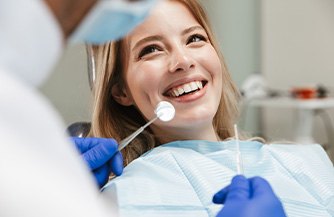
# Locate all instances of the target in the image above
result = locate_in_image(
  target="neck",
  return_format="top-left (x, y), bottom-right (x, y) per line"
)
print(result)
top-left (43, 0), bottom-right (97, 38)
top-left (153, 123), bottom-right (219, 144)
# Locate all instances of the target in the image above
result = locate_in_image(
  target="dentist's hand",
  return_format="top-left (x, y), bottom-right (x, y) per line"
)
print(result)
top-left (72, 137), bottom-right (123, 188)
top-left (213, 175), bottom-right (286, 217)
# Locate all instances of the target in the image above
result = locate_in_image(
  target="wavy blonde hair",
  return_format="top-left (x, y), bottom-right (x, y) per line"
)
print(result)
top-left (88, 0), bottom-right (240, 166)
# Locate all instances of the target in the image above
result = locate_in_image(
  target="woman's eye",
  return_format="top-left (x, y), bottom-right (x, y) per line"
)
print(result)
top-left (138, 45), bottom-right (161, 59)
top-left (187, 34), bottom-right (207, 44)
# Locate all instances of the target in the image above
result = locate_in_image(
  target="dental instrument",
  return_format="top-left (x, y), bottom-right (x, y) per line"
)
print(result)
top-left (118, 101), bottom-right (175, 151)
top-left (234, 124), bottom-right (244, 174)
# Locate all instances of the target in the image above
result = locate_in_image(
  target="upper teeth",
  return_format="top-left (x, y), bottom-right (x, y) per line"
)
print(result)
top-left (169, 81), bottom-right (203, 97)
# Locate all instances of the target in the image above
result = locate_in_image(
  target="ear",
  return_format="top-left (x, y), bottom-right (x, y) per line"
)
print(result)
top-left (111, 84), bottom-right (134, 106)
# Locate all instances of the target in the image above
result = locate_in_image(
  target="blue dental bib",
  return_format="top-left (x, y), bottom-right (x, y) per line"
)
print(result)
top-left (102, 140), bottom-right (334, 217)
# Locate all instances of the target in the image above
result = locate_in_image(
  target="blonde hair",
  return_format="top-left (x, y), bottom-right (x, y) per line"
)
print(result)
top-left (88, 0), bottom-right (240, 166)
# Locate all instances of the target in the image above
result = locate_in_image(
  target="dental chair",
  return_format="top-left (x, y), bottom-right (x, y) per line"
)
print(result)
top-left (67, 122), bottom-right (91, 137)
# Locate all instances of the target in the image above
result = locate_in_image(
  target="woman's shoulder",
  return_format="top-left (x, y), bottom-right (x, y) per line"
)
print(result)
top-left (265, 143), bottom-right (333, 171)
top-left (266, 142), bottom-right (328, 157)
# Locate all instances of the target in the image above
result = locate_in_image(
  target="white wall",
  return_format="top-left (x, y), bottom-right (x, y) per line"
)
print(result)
top-left (39, 44), bottom-right (92, 126)
top-left (261, 0), bottom-right (334, 151)
top-left (200, 0), bottom-right (260, 86)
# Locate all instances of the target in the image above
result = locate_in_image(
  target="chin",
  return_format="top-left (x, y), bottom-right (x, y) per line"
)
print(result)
top-left (175, 111), bottom-right (215, 127)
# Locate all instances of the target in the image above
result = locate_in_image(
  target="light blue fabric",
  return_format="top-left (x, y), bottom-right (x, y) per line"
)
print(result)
top-left (101, 140), bottom-right (334, 217)
top-left (70, 0), bottom-right (158, 44)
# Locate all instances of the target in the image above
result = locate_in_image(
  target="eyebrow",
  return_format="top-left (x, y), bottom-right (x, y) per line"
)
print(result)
top-left (182, 25), bottom-right (204, 35)
top-left (131, 25), bottom-right (205, 52)
top-left (132, 35), bottom-right (163, 52)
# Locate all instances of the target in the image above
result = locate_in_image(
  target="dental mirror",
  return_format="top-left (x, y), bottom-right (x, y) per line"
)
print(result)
top-left (155, 101), bottom-right (175, 122)
top-left (118, 101), bottom-right (175, 150)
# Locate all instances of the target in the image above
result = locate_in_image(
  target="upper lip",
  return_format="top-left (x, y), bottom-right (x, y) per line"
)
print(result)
top-left (162, 76), bottom-right (207, 95)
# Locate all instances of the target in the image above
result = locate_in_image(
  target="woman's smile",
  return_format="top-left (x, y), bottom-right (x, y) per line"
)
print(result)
top-left (163, 79), bottom-right (208, 103)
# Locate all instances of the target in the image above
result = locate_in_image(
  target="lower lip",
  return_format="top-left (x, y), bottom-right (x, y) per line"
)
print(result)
top-left (168, 84), bottom-right (207, 103)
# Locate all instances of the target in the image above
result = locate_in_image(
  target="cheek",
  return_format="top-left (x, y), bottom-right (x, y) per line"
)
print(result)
top-left (125, 61), bottom-right (164, 104)
top-left (199, 47), bottom-right (223, 101)
top-left (207, 49), bottom-right (222, 76)
top-left (196, 47), bottom-right (223, 83)
top-left (195, 46), bottom-right (221, 70)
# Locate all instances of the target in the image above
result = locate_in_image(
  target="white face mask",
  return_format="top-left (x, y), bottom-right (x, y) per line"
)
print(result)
top-left (70, 0), bottom-right (159, 44)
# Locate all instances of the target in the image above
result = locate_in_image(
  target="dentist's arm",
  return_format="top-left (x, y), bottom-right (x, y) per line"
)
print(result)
top-left (72, 137), bottom-right (123, 188)
top-left (213, 175), bottom-right (287, 217)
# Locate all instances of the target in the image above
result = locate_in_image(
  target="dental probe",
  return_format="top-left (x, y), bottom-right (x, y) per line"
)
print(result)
top-left (118, 101), bottom-right (175, 151)
top-left (234, 124), bottom-right (244, 175)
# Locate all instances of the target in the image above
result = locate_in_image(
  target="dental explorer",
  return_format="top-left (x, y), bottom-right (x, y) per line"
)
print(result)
top-left (234, 124), bottom-right (244, 174)
top-left (118, 101), bottom-right (175, 151)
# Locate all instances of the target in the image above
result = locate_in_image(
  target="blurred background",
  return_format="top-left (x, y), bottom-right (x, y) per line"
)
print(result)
top-left (39, 0), bottom-right (334, 160)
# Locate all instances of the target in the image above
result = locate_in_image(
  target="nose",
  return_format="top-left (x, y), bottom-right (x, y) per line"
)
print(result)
top-left (168, 46), bottom-right (194, 73)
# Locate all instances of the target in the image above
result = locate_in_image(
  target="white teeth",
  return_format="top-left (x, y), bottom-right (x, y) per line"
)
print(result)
top-left (167, 80), bottom-right (204, 97)
top-left (184, 84), bottom-right (192, 93)
top-left (190, 82), bottom-right (198, 90)
top-left (178, 87), bottom-right (184, 95)
top-left (196, 81), bottom-right (203, 89)
top-left (173, 89), bottom-right (179, 96)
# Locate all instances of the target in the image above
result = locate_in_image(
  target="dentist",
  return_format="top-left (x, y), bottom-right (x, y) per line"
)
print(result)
top-left (0, 0), bottom-right (286, 216)
top-left (0, 0), bottom-right (158, 216)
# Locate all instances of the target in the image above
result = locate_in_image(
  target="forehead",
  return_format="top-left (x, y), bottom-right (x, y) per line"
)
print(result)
top-left (127, 0), bottom-right (200, 46)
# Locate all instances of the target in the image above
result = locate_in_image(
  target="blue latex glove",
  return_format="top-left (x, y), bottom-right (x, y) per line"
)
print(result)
top-left (213, 175), bottom-right (286, 217)
top-left (72, 137), bottom-right (123, 188)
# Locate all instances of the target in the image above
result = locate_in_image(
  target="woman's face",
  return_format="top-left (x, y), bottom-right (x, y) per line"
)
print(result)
top-left (118, 0), bottom-right (223, 141)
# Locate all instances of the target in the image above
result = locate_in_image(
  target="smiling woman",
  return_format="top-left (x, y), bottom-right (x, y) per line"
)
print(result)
top-left (87, 0), bottom-right (334, 216)
top-left (88, 0), bottom-right (240, 164)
